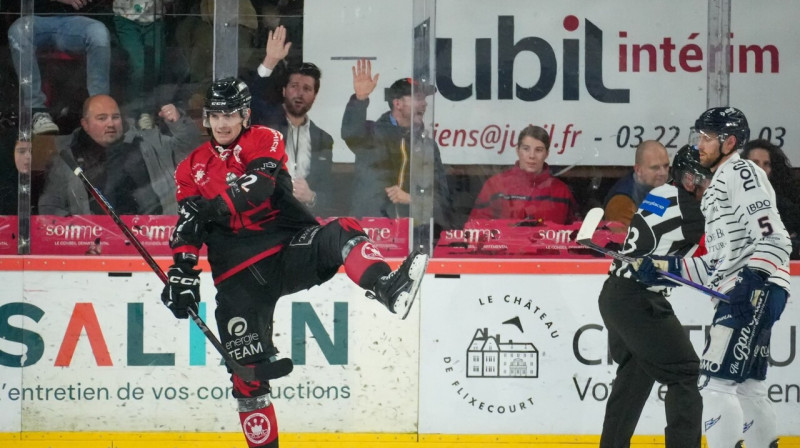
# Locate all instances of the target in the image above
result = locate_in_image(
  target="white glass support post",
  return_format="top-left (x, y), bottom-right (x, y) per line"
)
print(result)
top-left (706, 0), bottom-right (731, 108)
top-left (17, 0), bottom-right (34, 254)
top-left (410, 0), bottom-right (437, 254)
top-left (213, 0), bottom-right (240, 80)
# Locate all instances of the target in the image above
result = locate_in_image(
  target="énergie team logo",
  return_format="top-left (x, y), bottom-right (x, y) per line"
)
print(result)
top-left (228, 317), bottom-right (248, 337)
top-left (441, 293), bottom-right (560, 415)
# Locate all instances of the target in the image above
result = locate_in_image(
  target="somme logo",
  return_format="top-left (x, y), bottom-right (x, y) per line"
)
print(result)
top-left (441, 293), bottom-right (560, 416)
top-left (228, 317), bottom-right (248, 337)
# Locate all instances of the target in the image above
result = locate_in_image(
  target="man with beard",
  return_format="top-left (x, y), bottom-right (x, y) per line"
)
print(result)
top-left (250, 25), bottom-right (339, 215)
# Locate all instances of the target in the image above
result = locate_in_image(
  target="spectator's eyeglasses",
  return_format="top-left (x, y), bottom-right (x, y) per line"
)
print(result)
top-left (291, 62), bottom-right (321, 79)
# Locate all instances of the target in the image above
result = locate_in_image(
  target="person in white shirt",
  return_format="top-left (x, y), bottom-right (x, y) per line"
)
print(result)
top-left (249, 25), bottom-right (340, 216)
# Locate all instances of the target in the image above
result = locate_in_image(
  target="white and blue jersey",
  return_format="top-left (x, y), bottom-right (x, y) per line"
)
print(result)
top-left (681, 154), bottom-right (791, 297)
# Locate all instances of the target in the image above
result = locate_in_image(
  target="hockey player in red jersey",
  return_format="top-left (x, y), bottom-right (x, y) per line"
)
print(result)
top-left (160, 77), bottom-right (428, 447)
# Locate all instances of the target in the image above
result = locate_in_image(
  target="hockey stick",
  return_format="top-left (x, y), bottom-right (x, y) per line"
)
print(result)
top-left (577, 208), bottom-right (729, 302)
top-left (62, 153), bottom-right (293, 381)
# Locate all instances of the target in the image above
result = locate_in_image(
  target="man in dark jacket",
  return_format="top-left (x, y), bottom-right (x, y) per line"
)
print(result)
top-left (602, 140), bottom-right (669, 227)
top-left (341, 59), bottom-right (452, 230)
top-left (249, 25), bottom-right (340, 216)
top-left (38, 95), bottom-right (201, 215)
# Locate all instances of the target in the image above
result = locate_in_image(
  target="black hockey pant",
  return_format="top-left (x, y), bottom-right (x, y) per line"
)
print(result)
top-left (598, 275), bottom-right (702, 448)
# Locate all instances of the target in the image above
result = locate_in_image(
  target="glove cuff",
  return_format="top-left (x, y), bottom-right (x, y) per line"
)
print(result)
top-left (743, 266), bottom-right (769, 282)
top-left (174, 252), bottom-right (198, 267)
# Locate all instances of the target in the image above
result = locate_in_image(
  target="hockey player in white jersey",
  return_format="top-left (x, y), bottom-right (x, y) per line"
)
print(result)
top-left (636, 107), bottom-right (790, 448)
top-left (599, 145), bottom-right (710, 448)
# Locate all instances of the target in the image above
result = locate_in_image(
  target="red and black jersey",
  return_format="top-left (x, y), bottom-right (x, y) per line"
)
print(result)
top-left (173, 125), bottom-right (318, 283)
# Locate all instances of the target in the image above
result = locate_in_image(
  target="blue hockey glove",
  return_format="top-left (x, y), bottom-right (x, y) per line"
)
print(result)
top-left (726, 267), bottom-right (768, 328)
top-left (161, 261), bottom-right (202, 319)
top-left (633, 255), bottom-right (683, 287)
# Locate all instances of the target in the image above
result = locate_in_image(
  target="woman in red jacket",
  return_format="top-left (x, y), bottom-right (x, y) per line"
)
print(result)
top-left (469, 125), bottom-right (579, 223)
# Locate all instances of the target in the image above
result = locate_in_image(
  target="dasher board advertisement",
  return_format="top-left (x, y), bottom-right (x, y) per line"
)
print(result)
top-left (418, 274), bottom-right (799, 435)
top-left (305, 0), bottom-right (799, 166)
top-left (1, 270), bottom-right (797, 435)
top-left (0, 272), bottom-right (419, 432)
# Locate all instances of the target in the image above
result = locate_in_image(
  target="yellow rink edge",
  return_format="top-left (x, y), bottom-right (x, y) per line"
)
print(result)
top-left (1, 433), bottom-right (799, 447)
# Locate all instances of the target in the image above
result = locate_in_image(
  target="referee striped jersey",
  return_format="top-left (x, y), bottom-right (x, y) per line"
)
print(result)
top-left (610, 183), bottom-right (705, 295)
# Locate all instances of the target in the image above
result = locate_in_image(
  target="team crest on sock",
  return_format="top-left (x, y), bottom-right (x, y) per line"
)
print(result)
top-left (362, 242), bottom-right (384, 260)
top-left (242, 412), bottom-right (271, 445)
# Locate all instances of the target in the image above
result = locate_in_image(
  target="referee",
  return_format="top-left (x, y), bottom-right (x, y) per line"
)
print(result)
top-left (598, 145), bottom-right (711, 448)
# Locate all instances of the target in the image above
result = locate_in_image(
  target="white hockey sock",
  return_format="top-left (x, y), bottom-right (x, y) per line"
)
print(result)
top-left (738, 379), bottom-right (779, 448)
top-left (700, 376), bottom-right (744, 448)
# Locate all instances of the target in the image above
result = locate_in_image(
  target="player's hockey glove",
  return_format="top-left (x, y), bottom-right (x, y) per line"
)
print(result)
top-left (161, 256), bottom-right (202, 319)
top-left (632, 255), bottom-right (683, 287)
top-left (726, 266), bottom-right (768, 328)
top-left (175, 196), bottom-right (228, 233)
top-left (171, 196), bottom-right (229, 249)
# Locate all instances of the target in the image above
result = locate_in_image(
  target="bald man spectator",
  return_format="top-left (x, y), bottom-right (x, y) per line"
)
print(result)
top-left (603, 140), bottom-right (670, 227)
top-left (38, 94), bottom-right (201, 215)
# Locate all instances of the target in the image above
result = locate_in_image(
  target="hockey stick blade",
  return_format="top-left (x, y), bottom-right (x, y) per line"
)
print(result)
top-left (576, 208), bottom-right (729, 302)
top-left (576, 207), bottom-right (605, 243)
top-left (254, 358), bottom-right (294, 380)
top-left (62, 152), bottom-right (291, 381)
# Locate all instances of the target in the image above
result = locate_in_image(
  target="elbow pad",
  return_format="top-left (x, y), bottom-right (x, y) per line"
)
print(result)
top-left (224, 158), bottom-right (281, 213)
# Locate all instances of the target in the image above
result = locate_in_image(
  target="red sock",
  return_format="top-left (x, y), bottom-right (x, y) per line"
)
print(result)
top-left (344, 240), bottom-right (391, 288)
top-left (239, 403), bottom-right (278, 447)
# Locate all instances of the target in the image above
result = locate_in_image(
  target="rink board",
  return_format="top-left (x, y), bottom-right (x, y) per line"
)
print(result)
top-left (0, 258), bottom-right (798, 444)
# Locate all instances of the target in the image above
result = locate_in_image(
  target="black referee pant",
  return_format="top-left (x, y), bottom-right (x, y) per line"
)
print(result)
top-left (598, 275), bottom-right (702, 448)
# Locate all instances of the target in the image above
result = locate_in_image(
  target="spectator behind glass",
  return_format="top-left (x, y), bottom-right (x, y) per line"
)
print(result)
top-left (7, 0), bottom-right (112, 135)
top-left (468, 125), bottom-right (580, 224)
top-left (341, 59), bottom-right (453, 229)
top-left (743, 139), bottom-right (800, 259)
top-left (603, 140), bottom-right (669, 227)
top-left (38, 94), bottom-right (201, 215)
top-left (113, 0), bottom-right (171, 130)
top-left (174, 0), bottom-right (260, 105)
top-left (250, 25), bottom-right (340, 215)
top-left (1, 131), bottom-right (25, 214)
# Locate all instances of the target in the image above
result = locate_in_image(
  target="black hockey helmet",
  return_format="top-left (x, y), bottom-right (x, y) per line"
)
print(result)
top-left (203, 77), bottom-right (252, 127)
top-left (671, 144), bottom-right (711, 187)
top-left (692, 106), bottom-right (750, 150)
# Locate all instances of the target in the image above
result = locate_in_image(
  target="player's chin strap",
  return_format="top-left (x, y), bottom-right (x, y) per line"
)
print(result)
top-left (210, 131), bottom-right (246, 158)
top-left (710, 134), bottom-right (737, 169)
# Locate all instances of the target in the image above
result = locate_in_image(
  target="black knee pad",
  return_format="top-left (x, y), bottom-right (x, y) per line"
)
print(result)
top-left (318, 218), bottom-right (369, 262)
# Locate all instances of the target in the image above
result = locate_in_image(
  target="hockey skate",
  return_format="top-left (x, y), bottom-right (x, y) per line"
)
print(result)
top-left (366, 249), bottom-right (429, 319)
